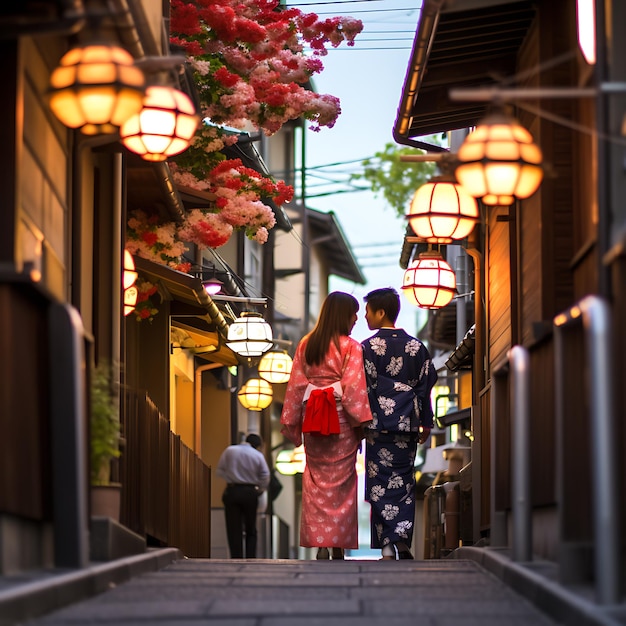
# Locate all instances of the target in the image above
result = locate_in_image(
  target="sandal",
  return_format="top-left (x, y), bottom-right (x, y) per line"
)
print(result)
top-left (316, 547), bottom-right (330, 560)
top-left (394, 542), bottom-right (414, 560)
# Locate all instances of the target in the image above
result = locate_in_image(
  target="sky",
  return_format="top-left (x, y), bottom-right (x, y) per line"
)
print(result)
top-left (295, 0), bottom-right (429, 342)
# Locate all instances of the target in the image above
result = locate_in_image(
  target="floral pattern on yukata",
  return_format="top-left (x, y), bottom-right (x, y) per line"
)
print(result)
top-left (365, 431), bottom-right (419, 549)
top-left (386, 356), bottom-right (403, 376)
top-left (382, 504), bottom-right (399, 520)
top-left (378, 396), bottom-right (396, 415)
top-left (362, 328), bottom-right (437, 434)
top-left (377, 447), bottom-right (394, 467)
top-left (395, 520), bottom-right (412, 539)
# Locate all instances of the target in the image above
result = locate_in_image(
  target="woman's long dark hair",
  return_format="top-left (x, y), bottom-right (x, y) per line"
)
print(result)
top-left (304, 291), bottom-right (359, 366)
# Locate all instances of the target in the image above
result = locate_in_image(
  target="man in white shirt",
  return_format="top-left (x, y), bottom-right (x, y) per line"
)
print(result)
top-left (216, 433), bottom-right (270, 558)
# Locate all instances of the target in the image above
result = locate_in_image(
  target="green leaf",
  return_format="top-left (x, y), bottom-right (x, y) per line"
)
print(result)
top-left (350, 141), bottom-right (441, 219)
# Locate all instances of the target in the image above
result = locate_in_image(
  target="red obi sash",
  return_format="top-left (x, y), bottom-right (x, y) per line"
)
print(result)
top-left (302, 388), bottom-right (340, 435)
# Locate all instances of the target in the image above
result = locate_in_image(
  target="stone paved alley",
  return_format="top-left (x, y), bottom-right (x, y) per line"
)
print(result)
top-left (16, 556), bottom-right (560, 626)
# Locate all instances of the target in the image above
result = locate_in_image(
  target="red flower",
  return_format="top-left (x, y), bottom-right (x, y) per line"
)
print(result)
top-left (214, 67), bottom-right (240, 88)
top-left (142, 232), bottom-right (158, 246)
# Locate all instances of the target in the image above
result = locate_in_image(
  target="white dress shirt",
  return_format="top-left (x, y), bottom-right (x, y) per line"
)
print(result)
top-left (216, 442), bottom-right (270, 492)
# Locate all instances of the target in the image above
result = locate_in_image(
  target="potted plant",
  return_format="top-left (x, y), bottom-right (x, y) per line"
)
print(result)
top-left (90, 361), bottom-right (122, 520)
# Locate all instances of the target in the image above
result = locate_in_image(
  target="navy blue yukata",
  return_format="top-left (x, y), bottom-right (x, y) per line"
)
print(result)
top-left (362, 328), bottom-right (438, 550)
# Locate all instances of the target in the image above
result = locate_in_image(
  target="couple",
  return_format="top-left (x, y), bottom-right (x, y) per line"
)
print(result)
top-left (280, 288), bottom-right (438, 561)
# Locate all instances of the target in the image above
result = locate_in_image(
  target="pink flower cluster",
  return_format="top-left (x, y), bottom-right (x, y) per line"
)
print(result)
top-left (172, 158), bottom-right (287, 246)
top-left (170, 0), bottom-right (362, 134)
top-left (134, 280), bottom-right (160, 322)
top-left (126, 210), bottom-right (190, 271)
top-left (208, 159), bottom-right (294, 206)
top-left (177, 210), bottom-right (234, 249)
top-left (165, 0), bottom-right (361, 249)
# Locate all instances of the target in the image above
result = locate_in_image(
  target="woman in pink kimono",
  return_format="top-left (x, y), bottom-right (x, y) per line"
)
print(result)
top-left (280, 292), bottom-right (373, 560)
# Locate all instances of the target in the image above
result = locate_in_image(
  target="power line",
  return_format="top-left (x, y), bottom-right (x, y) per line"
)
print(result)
top-left (360, 30), bottom-right (416, 33)
top-left (306, 156), bottom-right (377, 169)
top-left (307, 46), bottom-right (412, 51)
top-left (300, 7), bottom-right (420, 15)
top-left (286, 0), bottom-right (385, 4)
top-left (352, 241), bottom-right (405, 248)
top-left (306, 187), bottom-right (370, 198)
top-left (355, 38), bottom-right (413, 43)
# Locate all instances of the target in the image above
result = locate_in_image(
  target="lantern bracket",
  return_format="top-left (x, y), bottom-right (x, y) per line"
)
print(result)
top-left (135, 55), bottom-right (188, 73)
top-left (448, 84), bottom-right (626, 103)
top-left (134, 55), bottom-right (189, 90)
top-left (211, 295), bottom-right (267, 306)
top-left (400, 152), bottom-right (458, 167)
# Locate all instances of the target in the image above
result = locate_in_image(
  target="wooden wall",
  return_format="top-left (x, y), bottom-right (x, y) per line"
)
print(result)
top-left (0, 284), bottom-right (51, 522)
top-left (487, 206), bottom-right (512, 371)
top-left (121, 389), bottom-right (211, 557)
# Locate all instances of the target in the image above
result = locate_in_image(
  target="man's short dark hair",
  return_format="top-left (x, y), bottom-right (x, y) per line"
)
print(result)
top-left (246, 433), bottom-right (262, 449)
top-left (364, 287), bottom-right (400, 323)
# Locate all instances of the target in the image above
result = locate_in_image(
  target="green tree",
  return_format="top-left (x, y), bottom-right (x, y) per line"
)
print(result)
top-left (350, 141), bottom-right (440, 219)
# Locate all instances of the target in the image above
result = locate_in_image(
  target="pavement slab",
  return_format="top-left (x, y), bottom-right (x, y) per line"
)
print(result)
top-left (21, 558), bottom-right (560, 626)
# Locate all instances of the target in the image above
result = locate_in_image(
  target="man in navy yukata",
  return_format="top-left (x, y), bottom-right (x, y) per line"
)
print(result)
top-left (361, 287), bottom-right (438, 560)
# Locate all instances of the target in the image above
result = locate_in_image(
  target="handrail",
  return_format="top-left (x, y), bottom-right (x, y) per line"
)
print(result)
top-left (49, 303), bottom-right (89, 568)
top-left (508, 346), bottom-right (531, 562)
top-left (553, 295), bottom-right (619, 604)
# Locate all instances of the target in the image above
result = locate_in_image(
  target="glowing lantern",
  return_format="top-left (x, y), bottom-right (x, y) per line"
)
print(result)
top-left (48, 44), bottom-right (145, 135)
top-left (402, 253), bottom-right (456, 309)
top-left (455, 113), bottom-right (543, 206)
top-left (238, 378), bottom-right (273, 411)
top-left (120, 85), bottom-right (199, 162)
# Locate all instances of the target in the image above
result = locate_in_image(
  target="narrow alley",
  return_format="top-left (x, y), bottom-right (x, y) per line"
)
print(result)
top-left (11, 555), bottom-right (560, 626)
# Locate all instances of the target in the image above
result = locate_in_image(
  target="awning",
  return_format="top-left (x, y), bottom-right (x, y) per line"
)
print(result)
top-left (133, 256), bottom-right (239, 366)
top-left (170, 321), bottom-right (237, 366)
top-left (308, 208), bottom-right (366, 285)
top-left (437, 407), bottom-right (472, 428)
top-left (445, 324), bottom-right (475, 372)
top-left (126, 156), bottom-right (186, 223)
top-left (0, 1), bottom-right (85, 38)
top-left (393, 0), bottom-right (536, 146)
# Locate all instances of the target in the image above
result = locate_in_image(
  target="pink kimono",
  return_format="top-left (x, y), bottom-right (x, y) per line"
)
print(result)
top-left (280, 335), bottom-right (373, 549)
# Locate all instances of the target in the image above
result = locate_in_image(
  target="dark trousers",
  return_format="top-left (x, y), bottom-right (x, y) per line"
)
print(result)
top-left (222, 484), bottom-right (258, 558)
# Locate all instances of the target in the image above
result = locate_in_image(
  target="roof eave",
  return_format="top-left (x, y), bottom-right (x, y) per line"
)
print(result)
top-left (393, 0), bottom-right (446, 148)
top-left (308, 209), bottom-right (366, 285)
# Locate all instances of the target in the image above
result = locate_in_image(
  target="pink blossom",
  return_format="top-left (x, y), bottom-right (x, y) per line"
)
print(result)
top-left (170, 166), bottom-right (211, 191)
top-left (178, 210), bottom-right (234, 248)
top-left (252, 227), bottom-right (269, 244)
top-left (126, 209), bottom-right (189, 267)
top-left (170, 0), bottom-right (361, 134)
top-left (166, 0), bottom-right (358, 246)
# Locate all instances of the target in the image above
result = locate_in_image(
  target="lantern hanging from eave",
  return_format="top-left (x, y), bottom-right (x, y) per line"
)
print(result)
top-left (203, 277), bottom-right (224, 296)
top-left (407, 175), bottom-right (479, 243)
top-left (120, 85), bottom-right (199, 161)
top-left (48, 44), bottom-right (145, 135)
top-left (258, 350), bottom-right (293, 384)
top-left (226, 312), bottom-right (273, 357)
top-left (238, 378), bottom-right (273, 411)
top-left (455, 112), bottom-right (543, 206)
top-left (401, 252), bottom-right (456, 310)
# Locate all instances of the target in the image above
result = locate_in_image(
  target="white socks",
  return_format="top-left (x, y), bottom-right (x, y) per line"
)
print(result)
top-left (381, 544), bottom-right (395, 557)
